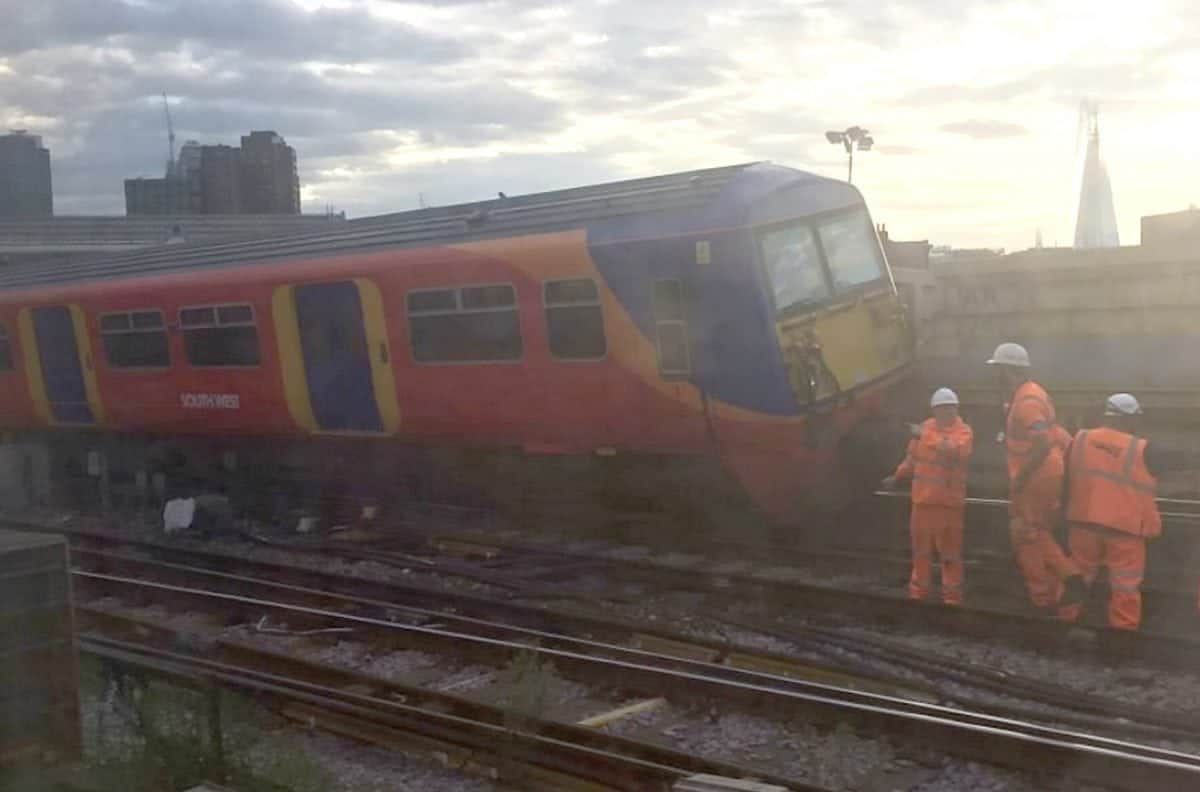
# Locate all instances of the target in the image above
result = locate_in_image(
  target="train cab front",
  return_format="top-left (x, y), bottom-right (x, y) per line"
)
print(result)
top-left (717, 176), bottom-right (912, 525)
top-left (761, 205), bottom-right (909, 408)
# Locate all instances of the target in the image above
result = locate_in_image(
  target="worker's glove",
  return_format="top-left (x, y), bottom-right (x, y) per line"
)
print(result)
top-left (908, 423), bottom-right (922, 438)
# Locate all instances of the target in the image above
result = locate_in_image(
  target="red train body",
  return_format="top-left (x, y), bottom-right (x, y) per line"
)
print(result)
top-left (0, 164), bottom-right (910, 524)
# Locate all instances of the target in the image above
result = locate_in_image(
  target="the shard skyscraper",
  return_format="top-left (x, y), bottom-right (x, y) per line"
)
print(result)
top-left (1074, 101), bottom-right (1120, 248)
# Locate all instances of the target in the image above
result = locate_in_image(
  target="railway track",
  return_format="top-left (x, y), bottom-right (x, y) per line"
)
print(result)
top-left (65, 541), bottom-right (1200, 743)
top-left (493, 490), bottom-right (1200, 629)
top-left (48, 529), bottom-right (1200, 789)
top-left (14, 512), bottom-right (1200, 785)
top-left (371, 525), bottom-right (1200, 671)
top-left (82, 635), bottom-right (733, 792)
top-left (69, 562), bottom-right (1200, 789)
top-left (14, 513), bottom-right (1200, 724)
top-left (15, 509), bottom-right (1200, 673)
top-left (19, 490), bottom-right (1200, 639)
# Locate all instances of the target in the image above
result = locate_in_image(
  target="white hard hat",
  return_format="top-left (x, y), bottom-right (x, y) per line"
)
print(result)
top-left (986, 342), bottom-right (1031, 368)
top-left (930, 387), bottom-right (959, 408)
top-left (1104, 393), bottom-right (1143, 416)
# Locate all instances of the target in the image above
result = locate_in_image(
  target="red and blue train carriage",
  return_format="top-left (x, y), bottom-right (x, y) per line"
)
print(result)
top-left (0, 163), bottom-right (910, 524)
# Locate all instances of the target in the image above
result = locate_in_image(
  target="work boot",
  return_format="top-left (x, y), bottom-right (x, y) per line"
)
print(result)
top-left (1060, 575), bottom-right (1087, 610)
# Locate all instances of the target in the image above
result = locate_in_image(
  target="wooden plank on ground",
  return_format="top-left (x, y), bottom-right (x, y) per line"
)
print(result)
top-left (577, 697), bottom-right (667, 728)
top-left (674, 773), bottom-right (788, 791)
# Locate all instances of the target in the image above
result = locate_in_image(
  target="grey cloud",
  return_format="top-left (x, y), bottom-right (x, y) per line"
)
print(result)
top-left (3, 0), bottom-right (1186, 228)
top-left (7, 47), bottom-right (566, 213)
top-left (900, 55), bottom-right (1173, 108)
top-left (809, 0), bottom-right (994, 47)
top-left (741, 121), bottom-right (838, 165)
top-left (546, 19), bottom-right (736, 106)
top-left (876, 144), bottom-right (921, 155)
top-left (292, 133), bottom-right (392, 161)
top-left (939, 119), bottom-right (1030, 138)
top-left (170, 72), bottom-right (563, 141)
top-left (1, 46), bottom-right (564, 147)
top-left (899, 79), bottom-right (1036, 106)
top-left (1042, 61), bottom-right (1170, 105)
top-left (566, 50), bottom-right (731, 105)
top-left (0, 0), bottom-right (466, 63)
top-left (309, 151), bottom-right (633, 218)
top-left (51, 105), bottom-right (172, 211)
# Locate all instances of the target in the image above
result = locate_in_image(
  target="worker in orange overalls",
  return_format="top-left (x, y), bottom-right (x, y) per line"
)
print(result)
top-left (987, 342), bottom-right (1085, 614)
top-left (882, 387), bottom-right (974, 605)
top-left (1060, 394), bottom-right (1166, 630)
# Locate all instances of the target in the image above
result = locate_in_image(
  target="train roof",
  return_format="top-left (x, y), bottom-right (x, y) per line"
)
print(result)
top-left (0, 161), bottom-right (848, 291)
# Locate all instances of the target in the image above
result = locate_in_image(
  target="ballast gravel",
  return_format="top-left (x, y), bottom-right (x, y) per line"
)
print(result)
top-left (247, 730), bottom-right (495, 792)
top-left (844, 624), bottom-right (1200, 717)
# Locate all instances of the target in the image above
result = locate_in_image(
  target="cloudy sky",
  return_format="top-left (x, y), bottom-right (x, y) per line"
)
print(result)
top-left (2, 0), bottom-right (1196, 250)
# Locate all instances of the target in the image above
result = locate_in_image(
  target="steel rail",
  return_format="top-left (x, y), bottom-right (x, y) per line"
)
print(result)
top-left (874, 490), bottom-right (1200, 521)
top-left (16, 515), bottom-right (1200, 672)
top-left (82, 622), bottom-right (818, 789)
top-left (69, 545), bottom-right (1200, 741)
top-left (391, 526), bottom-right (1200, 671)
top-left (718, 614), bottom-right (1200, 740)
top-left (72, 567), bottom-right (1200, 790)
top-left (79, 635), bottom-right (720, 792)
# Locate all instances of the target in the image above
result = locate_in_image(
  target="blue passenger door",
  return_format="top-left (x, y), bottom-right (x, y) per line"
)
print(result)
top-left (294, 281), bottom-right (383, 432)
top-left (32, 306), bottom-right (94, 425)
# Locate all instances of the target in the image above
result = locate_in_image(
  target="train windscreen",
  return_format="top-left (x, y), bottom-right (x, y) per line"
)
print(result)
top-left (760, 222), bottom-right (832, 316)
top-left (816, 207), bottom-right (886, 292)
top-left (761, 206), bottom-right (887, 317)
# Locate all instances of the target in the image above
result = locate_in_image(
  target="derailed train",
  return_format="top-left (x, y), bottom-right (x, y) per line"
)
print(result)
top-left (0, 163), bottom-right (910, 526)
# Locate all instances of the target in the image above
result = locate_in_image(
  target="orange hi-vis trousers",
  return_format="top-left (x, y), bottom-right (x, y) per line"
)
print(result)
top-left (1009, 473), bottom-right (1077, 609)
top-left (1009, 518), bottom-right (1078, 609)
top-left (1059, 523), bottom-right (1146, 630)
top-left (909, 504), bottom-right (964, 605)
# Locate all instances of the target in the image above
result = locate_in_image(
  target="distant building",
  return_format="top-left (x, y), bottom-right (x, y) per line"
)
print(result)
top-left (124, 177), bottom-right (189, 216)
top-left (880, 226), bottom-right (937, 352)
top-left (1073, 102), bottom-right (1119, 249)
top-left (240, 131), bottom-right (300, 214)
top-left (199, 145), bottom-right (242, 214)
top-left (176, 141), bottom-right (204, 213)
top-left (123, 131), bottom-right (300, 216)
top-left (878, 225), bottom-right (931, 271)
top-left (929, 245), bottom-right (1006, 259)
top-left (1142, 207), bottom-right (1200, 250)
top-left (0, 131), bottom-right (53, 217)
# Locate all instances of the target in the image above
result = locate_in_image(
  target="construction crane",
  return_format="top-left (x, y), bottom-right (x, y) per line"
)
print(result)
top-left (162, 92), bottom-right (176, 178)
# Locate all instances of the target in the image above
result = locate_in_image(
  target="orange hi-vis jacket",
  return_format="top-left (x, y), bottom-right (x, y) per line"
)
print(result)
top-left (1066, 427), bottom-right (1161, 538)
top-left (894, 417), bottom-right (974, 508)
top-left (1005, 380), bottom-right (1064, 482)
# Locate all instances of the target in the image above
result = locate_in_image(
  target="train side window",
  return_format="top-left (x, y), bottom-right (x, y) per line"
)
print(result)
top-left (544, 278), bottom-right (606, 360)
top-left (0, 324), bottom-right (11, 372)
top-left (653, 279), bottom-right (690, 376)
top-left (407, 284), bottom-right (522, 363)
top-left (99, 310), bottom-right (170, 369)
top-left (180, 302), bottom-right (261, 367)
top-left (406, 289), bottom-right (456, 313)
